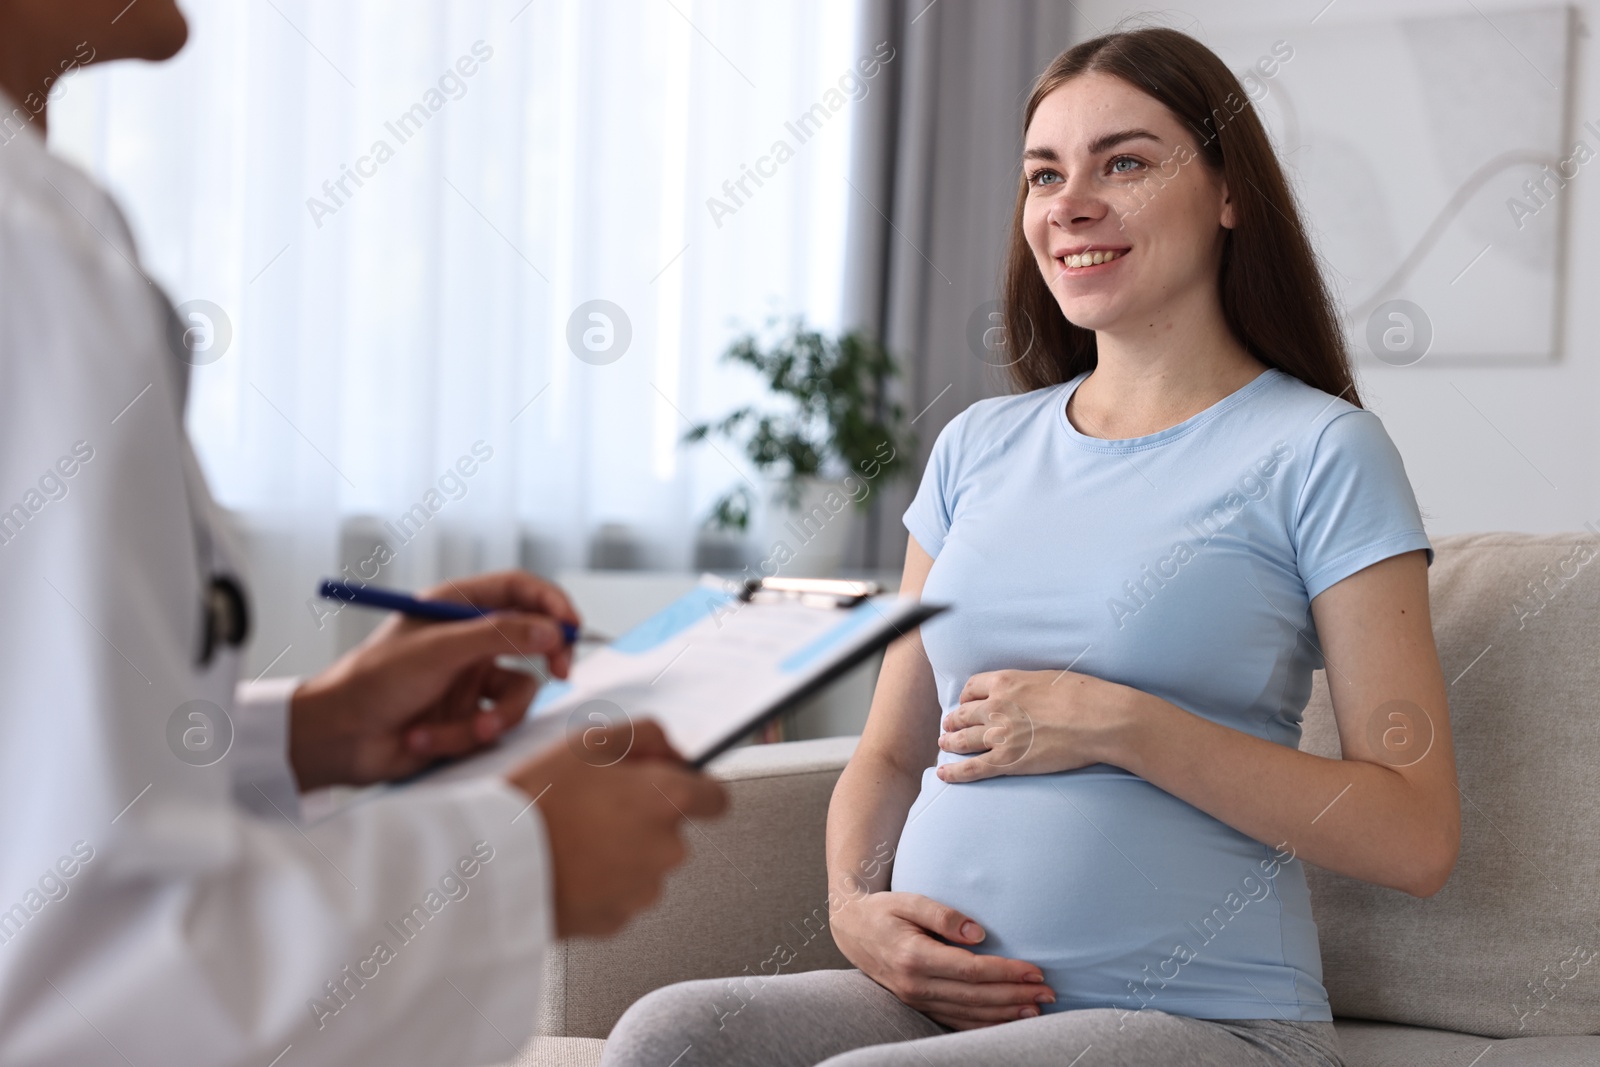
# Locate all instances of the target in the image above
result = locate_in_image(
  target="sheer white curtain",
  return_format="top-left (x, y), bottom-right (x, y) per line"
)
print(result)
top-left (51, 0), bottom-right (865, 675)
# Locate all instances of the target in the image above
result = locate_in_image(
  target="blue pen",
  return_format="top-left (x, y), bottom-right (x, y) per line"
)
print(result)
top-left (318, 579), bottom-right (602, 645)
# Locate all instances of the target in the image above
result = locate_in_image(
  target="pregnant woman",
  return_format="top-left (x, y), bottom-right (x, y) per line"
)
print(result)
top-left (603, 25), bottom-right (1459, 1067)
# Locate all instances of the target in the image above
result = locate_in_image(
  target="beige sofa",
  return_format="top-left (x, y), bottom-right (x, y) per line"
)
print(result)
top-left (500, 532), bottom-right (1600, 1066)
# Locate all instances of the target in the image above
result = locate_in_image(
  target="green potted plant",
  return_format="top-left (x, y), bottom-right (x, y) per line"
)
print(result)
top-left (685, 318), bottom-right (913, 576)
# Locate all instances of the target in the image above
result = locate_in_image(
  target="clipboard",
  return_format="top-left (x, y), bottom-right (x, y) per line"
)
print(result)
top-left (418, 575), bottom-right (947, 782)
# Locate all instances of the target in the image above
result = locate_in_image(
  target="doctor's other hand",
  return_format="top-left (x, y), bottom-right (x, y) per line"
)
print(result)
top-left (830, 890), bottom-right (1055, 1030)
top-left (289, 570), bottom-right (580, 790)
top-left (507, 719), bottom-right (728, 938)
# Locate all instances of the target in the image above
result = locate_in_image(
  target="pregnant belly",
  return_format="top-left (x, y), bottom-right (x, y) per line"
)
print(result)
top-left (889, 765), bottom-right (1324, 1016)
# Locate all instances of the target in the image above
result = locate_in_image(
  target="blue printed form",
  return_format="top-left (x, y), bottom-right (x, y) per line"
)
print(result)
top-left (779, 603), bottom-right (883, 673)
top-left (609, 585), bottom-right (737, 655)
top-left (429, 575), bottom-right (943, 778)
top-left (530, 585), bottom-right (735, 713)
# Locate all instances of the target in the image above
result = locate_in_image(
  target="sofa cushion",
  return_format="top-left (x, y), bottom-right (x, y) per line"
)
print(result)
top-left (1334, 1020), bottom-right (1600, 1067)
top-left (1299, 532), bottom-right (1600, 1038)
top-left (496, 1036), bottom-right (604, 1067)
top-left (537, 736), bottom-right (858, 1040)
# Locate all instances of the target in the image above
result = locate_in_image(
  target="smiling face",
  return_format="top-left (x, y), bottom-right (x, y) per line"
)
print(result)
top-left (1021, 71), bottom-right (1236, 336)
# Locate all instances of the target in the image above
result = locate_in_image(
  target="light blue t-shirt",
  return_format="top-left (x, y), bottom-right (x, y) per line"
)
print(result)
top-left (892, 367), bottom-right (1432, 1022)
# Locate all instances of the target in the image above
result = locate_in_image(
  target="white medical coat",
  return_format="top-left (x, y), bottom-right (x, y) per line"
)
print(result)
top-left (0, 102), bottom-right (553, 1066)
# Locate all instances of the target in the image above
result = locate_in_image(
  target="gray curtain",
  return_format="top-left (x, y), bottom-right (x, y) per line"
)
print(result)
top-left (842, 0), bottom-right (1081, 569)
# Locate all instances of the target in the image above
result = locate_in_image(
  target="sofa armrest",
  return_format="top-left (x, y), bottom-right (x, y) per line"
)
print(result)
top-left (537, 736), bottom-right (859, 1040)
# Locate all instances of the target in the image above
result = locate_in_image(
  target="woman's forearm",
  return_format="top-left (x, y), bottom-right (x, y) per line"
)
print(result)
top-left (827, 538), bottom-right (942, 909)
top-left (1107, 689), bottom-right (1458, 896)
top-left (826, 749), bottom-right (922, 902)
top-left (826, 628), bottom-right (940, 906)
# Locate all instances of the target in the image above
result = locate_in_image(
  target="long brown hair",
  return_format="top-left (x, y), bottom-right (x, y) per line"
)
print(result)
top-left (999, 27), bottom-right (1361, 409)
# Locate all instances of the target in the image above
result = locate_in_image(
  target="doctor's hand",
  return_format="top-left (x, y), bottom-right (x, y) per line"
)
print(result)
top-left (830, 890), bottom-right (1055, 1029)
top-left (507, 719), bottom-right (728, 938)
top-left (935, 669), bottom-right (1131, 784)
top-left (288, 570), bottom-right (580, 790)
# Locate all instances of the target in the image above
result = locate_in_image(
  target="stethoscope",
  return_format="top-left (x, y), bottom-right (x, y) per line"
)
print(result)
top-left (165, 293), bottom-right (251, 668)
top-left (189, 484), bottom-right (250, 668)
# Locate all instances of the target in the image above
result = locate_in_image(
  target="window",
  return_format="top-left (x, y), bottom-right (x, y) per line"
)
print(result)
top-left (51, 0), bottom-right (863, 597)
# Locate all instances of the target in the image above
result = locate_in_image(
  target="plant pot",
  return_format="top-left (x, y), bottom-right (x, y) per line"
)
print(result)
top-left (758, 477), bottom-right (858, 578)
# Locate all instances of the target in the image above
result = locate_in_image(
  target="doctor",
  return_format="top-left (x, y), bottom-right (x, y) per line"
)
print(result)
top-left (0, 2), bottom-right (726, 1065)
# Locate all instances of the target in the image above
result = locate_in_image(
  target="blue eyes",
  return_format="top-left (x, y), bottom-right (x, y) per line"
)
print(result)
top-left (1025, 155), bottom-right (1145, 188)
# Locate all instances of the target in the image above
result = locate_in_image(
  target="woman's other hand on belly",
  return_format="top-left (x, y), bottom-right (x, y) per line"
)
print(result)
top-left (936, 669), bottom-right (1133, 783)
top-left (829, 890), bottom-right (1056, 1030)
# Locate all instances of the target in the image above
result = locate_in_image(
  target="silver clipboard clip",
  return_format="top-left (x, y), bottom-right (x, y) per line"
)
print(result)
top-left (735, 576), bottom-right (883, 608)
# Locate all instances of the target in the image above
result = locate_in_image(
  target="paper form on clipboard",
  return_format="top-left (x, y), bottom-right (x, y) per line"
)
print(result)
top-left (421, 574), bottom-right (946, 779)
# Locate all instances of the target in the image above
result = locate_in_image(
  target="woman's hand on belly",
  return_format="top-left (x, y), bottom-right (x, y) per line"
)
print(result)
top-left (936, 669), bottom-right (1130, 783)
top-left (829, 890), bottom-right (1056, 1030)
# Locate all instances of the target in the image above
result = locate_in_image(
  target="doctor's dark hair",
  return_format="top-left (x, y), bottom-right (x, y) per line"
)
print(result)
top-left (999, 27), bottom-right (1361, 409)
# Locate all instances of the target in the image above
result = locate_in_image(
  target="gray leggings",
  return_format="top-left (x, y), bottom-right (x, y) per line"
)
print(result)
top-left (600, 969), bottom-right (1345, 1067)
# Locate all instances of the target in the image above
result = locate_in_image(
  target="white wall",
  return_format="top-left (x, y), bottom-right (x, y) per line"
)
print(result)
top-left (1073, 0), bottom-right (1600, 536)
